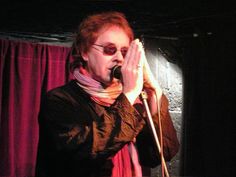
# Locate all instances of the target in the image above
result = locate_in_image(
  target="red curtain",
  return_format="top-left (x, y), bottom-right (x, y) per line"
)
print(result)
top-left (0, 38), bottom-right (74, 177)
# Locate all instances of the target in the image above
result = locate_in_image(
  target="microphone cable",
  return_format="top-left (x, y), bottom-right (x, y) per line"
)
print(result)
top-left (140, 91), bottom-right (169, 177)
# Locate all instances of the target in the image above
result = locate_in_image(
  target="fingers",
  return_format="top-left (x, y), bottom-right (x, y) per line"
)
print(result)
top-left (130, 39), bottom-right (142, 68)
top-left (121, 39), bottom-right (146, 104)
top-left (123, 39), bottom-right (144, 71)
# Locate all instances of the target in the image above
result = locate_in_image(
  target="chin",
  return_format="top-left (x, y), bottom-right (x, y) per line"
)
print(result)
top-left (100, 78), bottom-right (111, 86)
top-left (102, 78), bottom-right (119, 87)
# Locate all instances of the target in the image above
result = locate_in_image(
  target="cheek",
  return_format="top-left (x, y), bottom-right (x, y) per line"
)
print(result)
top-left (88, 56), bottom-right (107, 74)
top-left (87, 52), bottom-right (111, 72)
top-left (87, 53), bottom-right (99, 66)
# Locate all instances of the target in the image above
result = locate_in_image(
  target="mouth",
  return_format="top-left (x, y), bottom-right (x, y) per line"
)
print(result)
top-left (109, 65), bottom-right (116, 70)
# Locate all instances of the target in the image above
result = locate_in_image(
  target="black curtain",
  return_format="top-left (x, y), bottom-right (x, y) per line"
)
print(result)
top-left (180, 14), bottom-right (236, 177)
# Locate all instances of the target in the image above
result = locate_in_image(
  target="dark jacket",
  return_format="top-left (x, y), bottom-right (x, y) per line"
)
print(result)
top-left (35, 80), bottom-right (179, 177)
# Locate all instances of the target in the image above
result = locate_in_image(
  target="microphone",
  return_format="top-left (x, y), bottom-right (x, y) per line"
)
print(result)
top-left (111, 65), bottom-right (121, 79)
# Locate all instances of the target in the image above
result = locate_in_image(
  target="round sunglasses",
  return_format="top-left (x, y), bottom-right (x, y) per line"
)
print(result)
top-left (92, 44), bottom-right (128, 58)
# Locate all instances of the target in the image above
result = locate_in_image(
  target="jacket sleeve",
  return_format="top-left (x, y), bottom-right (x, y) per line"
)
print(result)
top-left (38, 89), bottom-right (145, 163)
top-left (136, 94), bottom-right (180, 167)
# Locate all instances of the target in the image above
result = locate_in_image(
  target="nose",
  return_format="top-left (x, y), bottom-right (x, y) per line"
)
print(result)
top-left (113, 50), bottom-right (124, 64)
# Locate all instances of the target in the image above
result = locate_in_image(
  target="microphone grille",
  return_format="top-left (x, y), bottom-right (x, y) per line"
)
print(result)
top-left (112, 65), bottom-right (121, 79)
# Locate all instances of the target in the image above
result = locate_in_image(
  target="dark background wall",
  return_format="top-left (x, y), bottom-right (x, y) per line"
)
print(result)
top-left (181, 20), bottom-right (235, 176)
top-left (1, 1), bottom-right (236, 176)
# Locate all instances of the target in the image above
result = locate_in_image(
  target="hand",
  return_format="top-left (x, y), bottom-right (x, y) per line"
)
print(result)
top-left (121, 39), bottom-right (144, 105)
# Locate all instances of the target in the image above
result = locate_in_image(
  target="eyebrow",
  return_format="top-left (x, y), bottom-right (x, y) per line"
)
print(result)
top-left (98, 42), bottom-right (129, 48)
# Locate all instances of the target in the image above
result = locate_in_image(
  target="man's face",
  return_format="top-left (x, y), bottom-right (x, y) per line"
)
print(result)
top-left (82, 26), bottom-right (130, 86)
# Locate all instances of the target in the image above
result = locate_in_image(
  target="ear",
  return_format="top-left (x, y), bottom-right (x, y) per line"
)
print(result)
top-left (81, 52), bottom-right (89, 61)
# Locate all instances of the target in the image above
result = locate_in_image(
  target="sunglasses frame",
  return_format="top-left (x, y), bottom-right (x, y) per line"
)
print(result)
top-left (92, 44), bottom-right (128, 58)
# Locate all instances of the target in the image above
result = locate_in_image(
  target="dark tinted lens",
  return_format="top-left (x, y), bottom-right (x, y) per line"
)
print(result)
top-left (103, 45), bottom-right (117, 55)
top-left (121, 48), bottom-right (128, 57)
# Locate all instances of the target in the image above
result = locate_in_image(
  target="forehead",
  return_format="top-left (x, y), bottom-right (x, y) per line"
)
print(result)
top-left (95, 26), bottom-right (130, 46)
